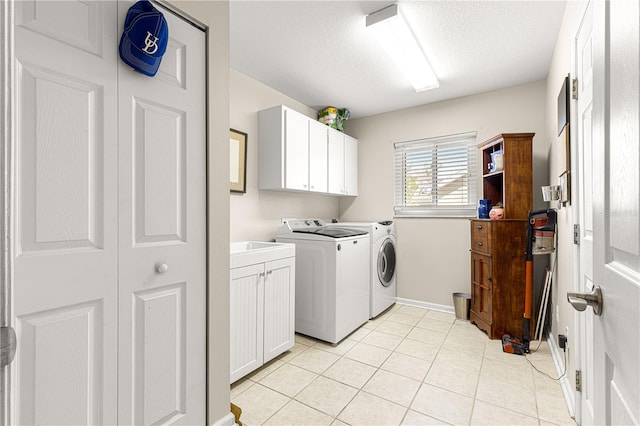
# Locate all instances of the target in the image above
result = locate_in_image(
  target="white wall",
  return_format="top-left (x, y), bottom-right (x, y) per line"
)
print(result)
top-left (340, 81), bottom-right (548, 307)
top-left (230, 70), bottom-right (340, 242)
top-left (544, 0), bottom-right (589, 412)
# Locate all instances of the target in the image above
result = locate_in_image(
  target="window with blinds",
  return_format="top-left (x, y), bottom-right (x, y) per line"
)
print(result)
top-left (394, 132), bottom-right (478, 217)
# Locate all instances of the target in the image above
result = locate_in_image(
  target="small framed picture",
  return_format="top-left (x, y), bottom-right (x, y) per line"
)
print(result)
top-left (230, 129), bottom-right (247, 193)
top-left (559, 170), bottom-right (570, 204)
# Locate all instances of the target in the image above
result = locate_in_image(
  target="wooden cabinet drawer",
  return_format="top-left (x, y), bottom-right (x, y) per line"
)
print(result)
top-left (472, 220), bottom-right (490, 237)
top-left (471, 220), bottom-right (491, 254)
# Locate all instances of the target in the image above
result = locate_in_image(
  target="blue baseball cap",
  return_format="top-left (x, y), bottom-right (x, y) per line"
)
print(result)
top-left (119, 0), bottom-right (168, 77)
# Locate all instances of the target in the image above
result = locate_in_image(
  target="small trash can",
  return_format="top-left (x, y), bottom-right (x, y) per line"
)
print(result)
top-left (452, 292), bottom-right (471, 320)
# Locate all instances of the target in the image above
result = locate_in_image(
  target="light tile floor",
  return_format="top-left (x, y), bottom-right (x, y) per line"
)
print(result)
top-left (231, 304), bottom-right (575, 426)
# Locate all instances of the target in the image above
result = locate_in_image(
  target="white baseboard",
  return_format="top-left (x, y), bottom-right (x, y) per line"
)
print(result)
top-left (395, 297), bottom-right (455, 315)
top-left (211, 412), bottom-right (236, 426)
top-left (547, 331), bottom-right (576, 419)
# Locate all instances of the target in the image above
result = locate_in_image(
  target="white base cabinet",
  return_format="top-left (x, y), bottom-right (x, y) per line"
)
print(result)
top-left (230, 256), bottom-right (295, 383)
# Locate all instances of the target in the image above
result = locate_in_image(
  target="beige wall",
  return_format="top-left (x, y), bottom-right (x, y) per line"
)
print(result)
top-left (544, 0), bottom-right (589, 412)
top-left (230, 70), bottom-right (340, 242)
top-left (166, 1), bottom-right (231, 424)
top-left (340, 81), bottom-right (548, 308)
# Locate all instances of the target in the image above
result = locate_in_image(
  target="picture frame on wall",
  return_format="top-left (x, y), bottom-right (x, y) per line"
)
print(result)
top-left (557, 74), bottom-right (570, 136)
top-left (230, 129), bottom-right (247, 193)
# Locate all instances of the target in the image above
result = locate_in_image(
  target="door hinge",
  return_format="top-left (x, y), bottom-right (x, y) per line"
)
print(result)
top-left (571, 78), bottom-right (579, 100)
top-left (574, 224), bottom-right (580, 245)
top-left (576, 369), bottom-right (582, 392)
top-left (0, 326), bottom-right (17, 367)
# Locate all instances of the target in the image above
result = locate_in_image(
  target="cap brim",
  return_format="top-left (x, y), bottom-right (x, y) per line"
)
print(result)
top-left (119, 35), bottom-right (162, 77)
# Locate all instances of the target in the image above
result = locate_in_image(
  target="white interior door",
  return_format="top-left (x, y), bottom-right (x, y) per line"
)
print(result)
top-left (591, 0), bottom-right (640, 424)
top-left (11, 2), bottom-right (119, 424)
top-left (7, 1), bottom-right (207, 424)
top-left (117, 2), bottom-right (206, 424)
top-left (574, 1), bottom-right (595, 424)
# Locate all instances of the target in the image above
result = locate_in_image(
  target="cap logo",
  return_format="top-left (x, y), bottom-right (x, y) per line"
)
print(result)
top-left (143, 31), bottom-right (159, 54)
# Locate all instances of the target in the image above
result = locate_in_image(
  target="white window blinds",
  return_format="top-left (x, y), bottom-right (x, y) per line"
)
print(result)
top-left (394, 132), bottom-right (478, 217)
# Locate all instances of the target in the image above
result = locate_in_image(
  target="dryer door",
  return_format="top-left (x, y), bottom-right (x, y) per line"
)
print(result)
top-left (377, 238), bottom-right (397, 287)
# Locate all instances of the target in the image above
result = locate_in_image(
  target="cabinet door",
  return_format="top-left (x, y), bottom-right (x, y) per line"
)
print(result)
top-left (230, 264), bottom-right (264, 383)
top-left (344, 134), bottom-right (358, 196)
top-left (284, 108), bottom-right (309, 191)
top-left (328, 131), bottom-right (345, 194)
top-left (263, 258), bottom-right (295, 363)
top-left (471, 253), bottom-right (492, 323)
top-left (309, 120), bottom-right (328, 193)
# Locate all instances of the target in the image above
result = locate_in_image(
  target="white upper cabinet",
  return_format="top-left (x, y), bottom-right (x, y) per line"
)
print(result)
top-left (308, 119), bottom-right (329, 193)
top-left (283, 108), bottom-right (309, 191)
top-left (344, 134), bottom-right (358, 196)
top-left (328, 130), bottom-right (345, 194)
top-left (259, 106), bottom-right (309, 191)
top-left (328, 131), bottom-right (358, 196)
top-left (259, 105), bottom-right (357, 196)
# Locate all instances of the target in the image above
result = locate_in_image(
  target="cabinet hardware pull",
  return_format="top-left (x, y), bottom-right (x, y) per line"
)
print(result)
top-left (488, 276), bottom-right (492, 282)
top-left (477, 225), bottom-right (483, 230)
top-left (267, 270), bottom-right (273, 275)
top-left (477, 242), bottom-right (483, 246)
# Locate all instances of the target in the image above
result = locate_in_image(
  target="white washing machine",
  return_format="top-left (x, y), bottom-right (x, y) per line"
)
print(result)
top-left (275, 219), bottom-right (370, 344)
top-left (329, 221), bottom-right (397, 318)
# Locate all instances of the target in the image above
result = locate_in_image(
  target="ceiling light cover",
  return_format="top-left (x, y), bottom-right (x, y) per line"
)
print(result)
top-left (367, 3), bottom-right (439, 92)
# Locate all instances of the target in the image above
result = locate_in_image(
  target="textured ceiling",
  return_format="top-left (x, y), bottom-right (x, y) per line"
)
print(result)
top-left (230, 1), bottom-right (567, 119)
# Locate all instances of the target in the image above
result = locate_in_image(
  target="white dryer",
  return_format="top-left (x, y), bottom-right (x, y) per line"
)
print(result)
top-left (329, 221), bottom-right (397, 318)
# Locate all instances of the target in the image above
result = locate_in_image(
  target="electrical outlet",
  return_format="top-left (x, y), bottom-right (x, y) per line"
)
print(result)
top-left (558, 334), bottom-right (568, 350)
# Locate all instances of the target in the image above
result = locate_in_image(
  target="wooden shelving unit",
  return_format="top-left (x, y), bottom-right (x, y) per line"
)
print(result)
top-left (470, 133), bottom-right (534, 339)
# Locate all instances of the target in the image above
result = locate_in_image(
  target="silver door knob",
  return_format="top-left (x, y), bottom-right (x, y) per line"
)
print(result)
top-left (567, 286), bottom-right (603, 315)
top-left (156, 263), bottom-right (169, 274)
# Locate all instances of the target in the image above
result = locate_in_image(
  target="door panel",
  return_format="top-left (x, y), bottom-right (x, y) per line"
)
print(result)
top-left (328, 131), bottom-right (345, 194)
top-left (133, 99), bottom-right (186, 244)
top-left (284, 108), bottom-right (309, 191)
top-left (263, 258), bottom-right (295, 363)
top-left (230, 264), bottom-right (265, 383)
top-left (575, 1), bottom-right (595, 423)
top-left (308, 119), bottom-right (328, 192)
top-left (117, 3), bottom-right (207, 424)
top-left (17, 63), bottom-right (105, 254)
top-left (17, 301), bottom-right (104, 425)
top-left (592, 0), bottom-right (640, 424)
top-left (12, 1), bottom-right (119, 424)
top-left (16, 0), bottom-right (104, 56)
top-left (344, 134), bottom-right (358, 196)
top-left (133, 284), bottom-right (187, 425)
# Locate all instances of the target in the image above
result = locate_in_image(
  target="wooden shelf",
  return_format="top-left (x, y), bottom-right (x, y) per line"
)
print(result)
top-left (479, 133), bottom-right (533, 220)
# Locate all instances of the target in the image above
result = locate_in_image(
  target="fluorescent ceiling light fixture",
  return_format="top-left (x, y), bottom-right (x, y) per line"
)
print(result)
top-left (366, 3), bottom-right (439, 92)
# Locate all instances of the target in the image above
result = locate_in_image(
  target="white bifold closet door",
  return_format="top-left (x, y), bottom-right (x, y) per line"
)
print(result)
top-left (11, 1), bottom-right (206, 424)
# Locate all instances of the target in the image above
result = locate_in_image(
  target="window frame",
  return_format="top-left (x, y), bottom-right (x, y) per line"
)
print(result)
top-left (394, 132), bottom-right (478, 218)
